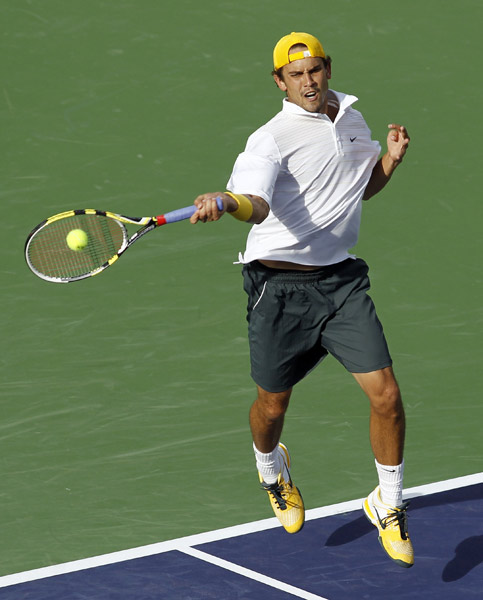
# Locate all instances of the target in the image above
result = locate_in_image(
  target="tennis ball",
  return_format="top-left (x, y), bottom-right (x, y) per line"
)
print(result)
top-left (66, 229), bottom-right (88, 251)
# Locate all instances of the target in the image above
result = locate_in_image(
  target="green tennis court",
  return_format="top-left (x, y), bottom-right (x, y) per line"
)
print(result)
top-left (1, 0), bottom-right (481, 579)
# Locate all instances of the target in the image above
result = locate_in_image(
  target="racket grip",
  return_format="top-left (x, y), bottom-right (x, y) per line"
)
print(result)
top-left (157, 197), bottom-right (224, 225)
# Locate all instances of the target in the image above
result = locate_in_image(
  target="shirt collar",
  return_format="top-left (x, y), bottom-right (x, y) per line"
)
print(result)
top-left (281, 90), bottom-right (358, 119)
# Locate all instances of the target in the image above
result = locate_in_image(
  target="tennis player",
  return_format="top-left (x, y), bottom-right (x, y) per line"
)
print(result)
top-left (191, 32), bottom-right (413, 568)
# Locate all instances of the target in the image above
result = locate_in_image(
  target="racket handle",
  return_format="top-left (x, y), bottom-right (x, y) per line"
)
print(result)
top-left (157, 197), bottom-right (224, 225)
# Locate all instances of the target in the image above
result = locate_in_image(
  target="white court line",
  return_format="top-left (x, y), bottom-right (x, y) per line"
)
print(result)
top-left (0, 471), bottom-right (482, 591)
top-left (180, 547), bottom-right (329, 600)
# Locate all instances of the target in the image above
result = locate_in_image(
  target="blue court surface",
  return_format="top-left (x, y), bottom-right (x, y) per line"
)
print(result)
top-left (1, 474), bottom-right (481, 599)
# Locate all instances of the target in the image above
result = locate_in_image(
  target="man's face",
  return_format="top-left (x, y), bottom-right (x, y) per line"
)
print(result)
top-left (274, 55), bottom-right (331, 114)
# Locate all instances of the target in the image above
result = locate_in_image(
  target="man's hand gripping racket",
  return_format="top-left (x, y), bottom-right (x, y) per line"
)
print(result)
top-left (25, 198), bottom-right (224, 283)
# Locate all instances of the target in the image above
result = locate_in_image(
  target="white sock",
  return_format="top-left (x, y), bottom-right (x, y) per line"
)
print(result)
top-left (253, 443), bottom-right (282, 485)
top-left (375, 459), bottom-right (404, 506)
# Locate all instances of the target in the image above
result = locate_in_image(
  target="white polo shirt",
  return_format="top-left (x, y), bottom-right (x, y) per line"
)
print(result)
top-left (227, 91), bottom-right (381, 266)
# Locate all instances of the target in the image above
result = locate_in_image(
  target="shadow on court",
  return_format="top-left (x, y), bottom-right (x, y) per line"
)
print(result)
top-left (442, 535), bottom-right (483, 582)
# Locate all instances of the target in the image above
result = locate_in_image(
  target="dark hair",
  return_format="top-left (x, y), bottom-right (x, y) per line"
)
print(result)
top-left (272, 56), bottom-right (332, 81)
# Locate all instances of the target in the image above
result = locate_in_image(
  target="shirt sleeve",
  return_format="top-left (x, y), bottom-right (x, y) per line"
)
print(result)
top-left (226, 129), bottom-right (281, 206)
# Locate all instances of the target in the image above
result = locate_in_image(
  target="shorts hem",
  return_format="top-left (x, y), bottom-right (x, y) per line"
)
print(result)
top-left (250, 374), bottom-right (296, 394)
top-left (346, 358), bottom-right (393, 374)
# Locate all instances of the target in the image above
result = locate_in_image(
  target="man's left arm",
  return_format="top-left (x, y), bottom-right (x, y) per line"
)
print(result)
top-left (363, 124), bottom-right (410, 201)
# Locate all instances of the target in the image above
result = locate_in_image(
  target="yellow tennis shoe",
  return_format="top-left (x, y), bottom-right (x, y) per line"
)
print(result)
top-left (259, 443), bottom-right (305, 534)
top-left (363, 486), bottom-right (414, 568)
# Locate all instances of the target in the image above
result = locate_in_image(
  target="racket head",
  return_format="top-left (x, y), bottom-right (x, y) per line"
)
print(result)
top-left (25, 210), bottom-right (128, 283)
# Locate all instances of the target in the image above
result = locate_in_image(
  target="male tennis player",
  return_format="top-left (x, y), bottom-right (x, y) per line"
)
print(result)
top-left (191, 32), bottom-right (413, 568)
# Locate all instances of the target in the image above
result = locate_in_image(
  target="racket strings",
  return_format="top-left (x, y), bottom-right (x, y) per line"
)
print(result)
top-left (26, 214), bottom-right (126, 281)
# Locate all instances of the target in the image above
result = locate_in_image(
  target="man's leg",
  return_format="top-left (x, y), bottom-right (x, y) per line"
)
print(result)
top-left (353, 366), bottom-right (414, 568)
top-left (249, 385), bottom-right (304, 533)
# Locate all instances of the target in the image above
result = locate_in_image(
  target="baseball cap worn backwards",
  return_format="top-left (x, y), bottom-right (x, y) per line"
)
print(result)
top-left (273, 32), bottom-right (326, 70)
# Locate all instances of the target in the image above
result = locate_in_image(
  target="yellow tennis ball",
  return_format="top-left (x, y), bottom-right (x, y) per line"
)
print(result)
top-left (66, 229), bottom-right (88, 251)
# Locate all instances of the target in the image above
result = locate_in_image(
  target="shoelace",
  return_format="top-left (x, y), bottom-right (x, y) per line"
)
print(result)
top-left (261, 481), bottom-right (288, 510)
top-left (380, 500), bottom-right (410, 540)
top-left (261, 478), bottom-right (302, 511)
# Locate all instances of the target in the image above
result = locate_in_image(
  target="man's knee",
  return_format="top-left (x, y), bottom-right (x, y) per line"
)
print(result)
top-left (353, 368), bottom-right (403, 417)
top-left (370, 380), bottom-right (403, 416)
top-left (255, 386), bottom-right (292, 421)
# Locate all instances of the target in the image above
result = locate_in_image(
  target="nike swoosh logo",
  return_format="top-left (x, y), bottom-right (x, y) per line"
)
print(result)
top-left (374, 506), bottom-right (385, 527)
top-left (350, 136), bottom-right (357, 142)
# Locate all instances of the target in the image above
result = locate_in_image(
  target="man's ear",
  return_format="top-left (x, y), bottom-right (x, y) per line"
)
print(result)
top-left (273, 73), bottom-right (287, 92)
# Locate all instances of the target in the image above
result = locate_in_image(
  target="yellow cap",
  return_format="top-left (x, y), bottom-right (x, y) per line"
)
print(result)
top-left (273, 32), bottom-right (326, 71)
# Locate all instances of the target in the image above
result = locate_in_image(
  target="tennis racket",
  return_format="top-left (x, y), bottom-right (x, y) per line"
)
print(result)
top-left (25, 198), bottom-right (223, 283)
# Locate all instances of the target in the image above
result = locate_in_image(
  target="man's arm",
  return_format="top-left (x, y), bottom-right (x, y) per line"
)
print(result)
top-left (363, 124), bottom-right (410, 201)
top-left (190, 192), bottom-right (269, 224)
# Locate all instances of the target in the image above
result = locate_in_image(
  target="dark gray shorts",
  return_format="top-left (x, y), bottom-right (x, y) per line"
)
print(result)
top-left (242, 258), bottom-right (392, 393)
